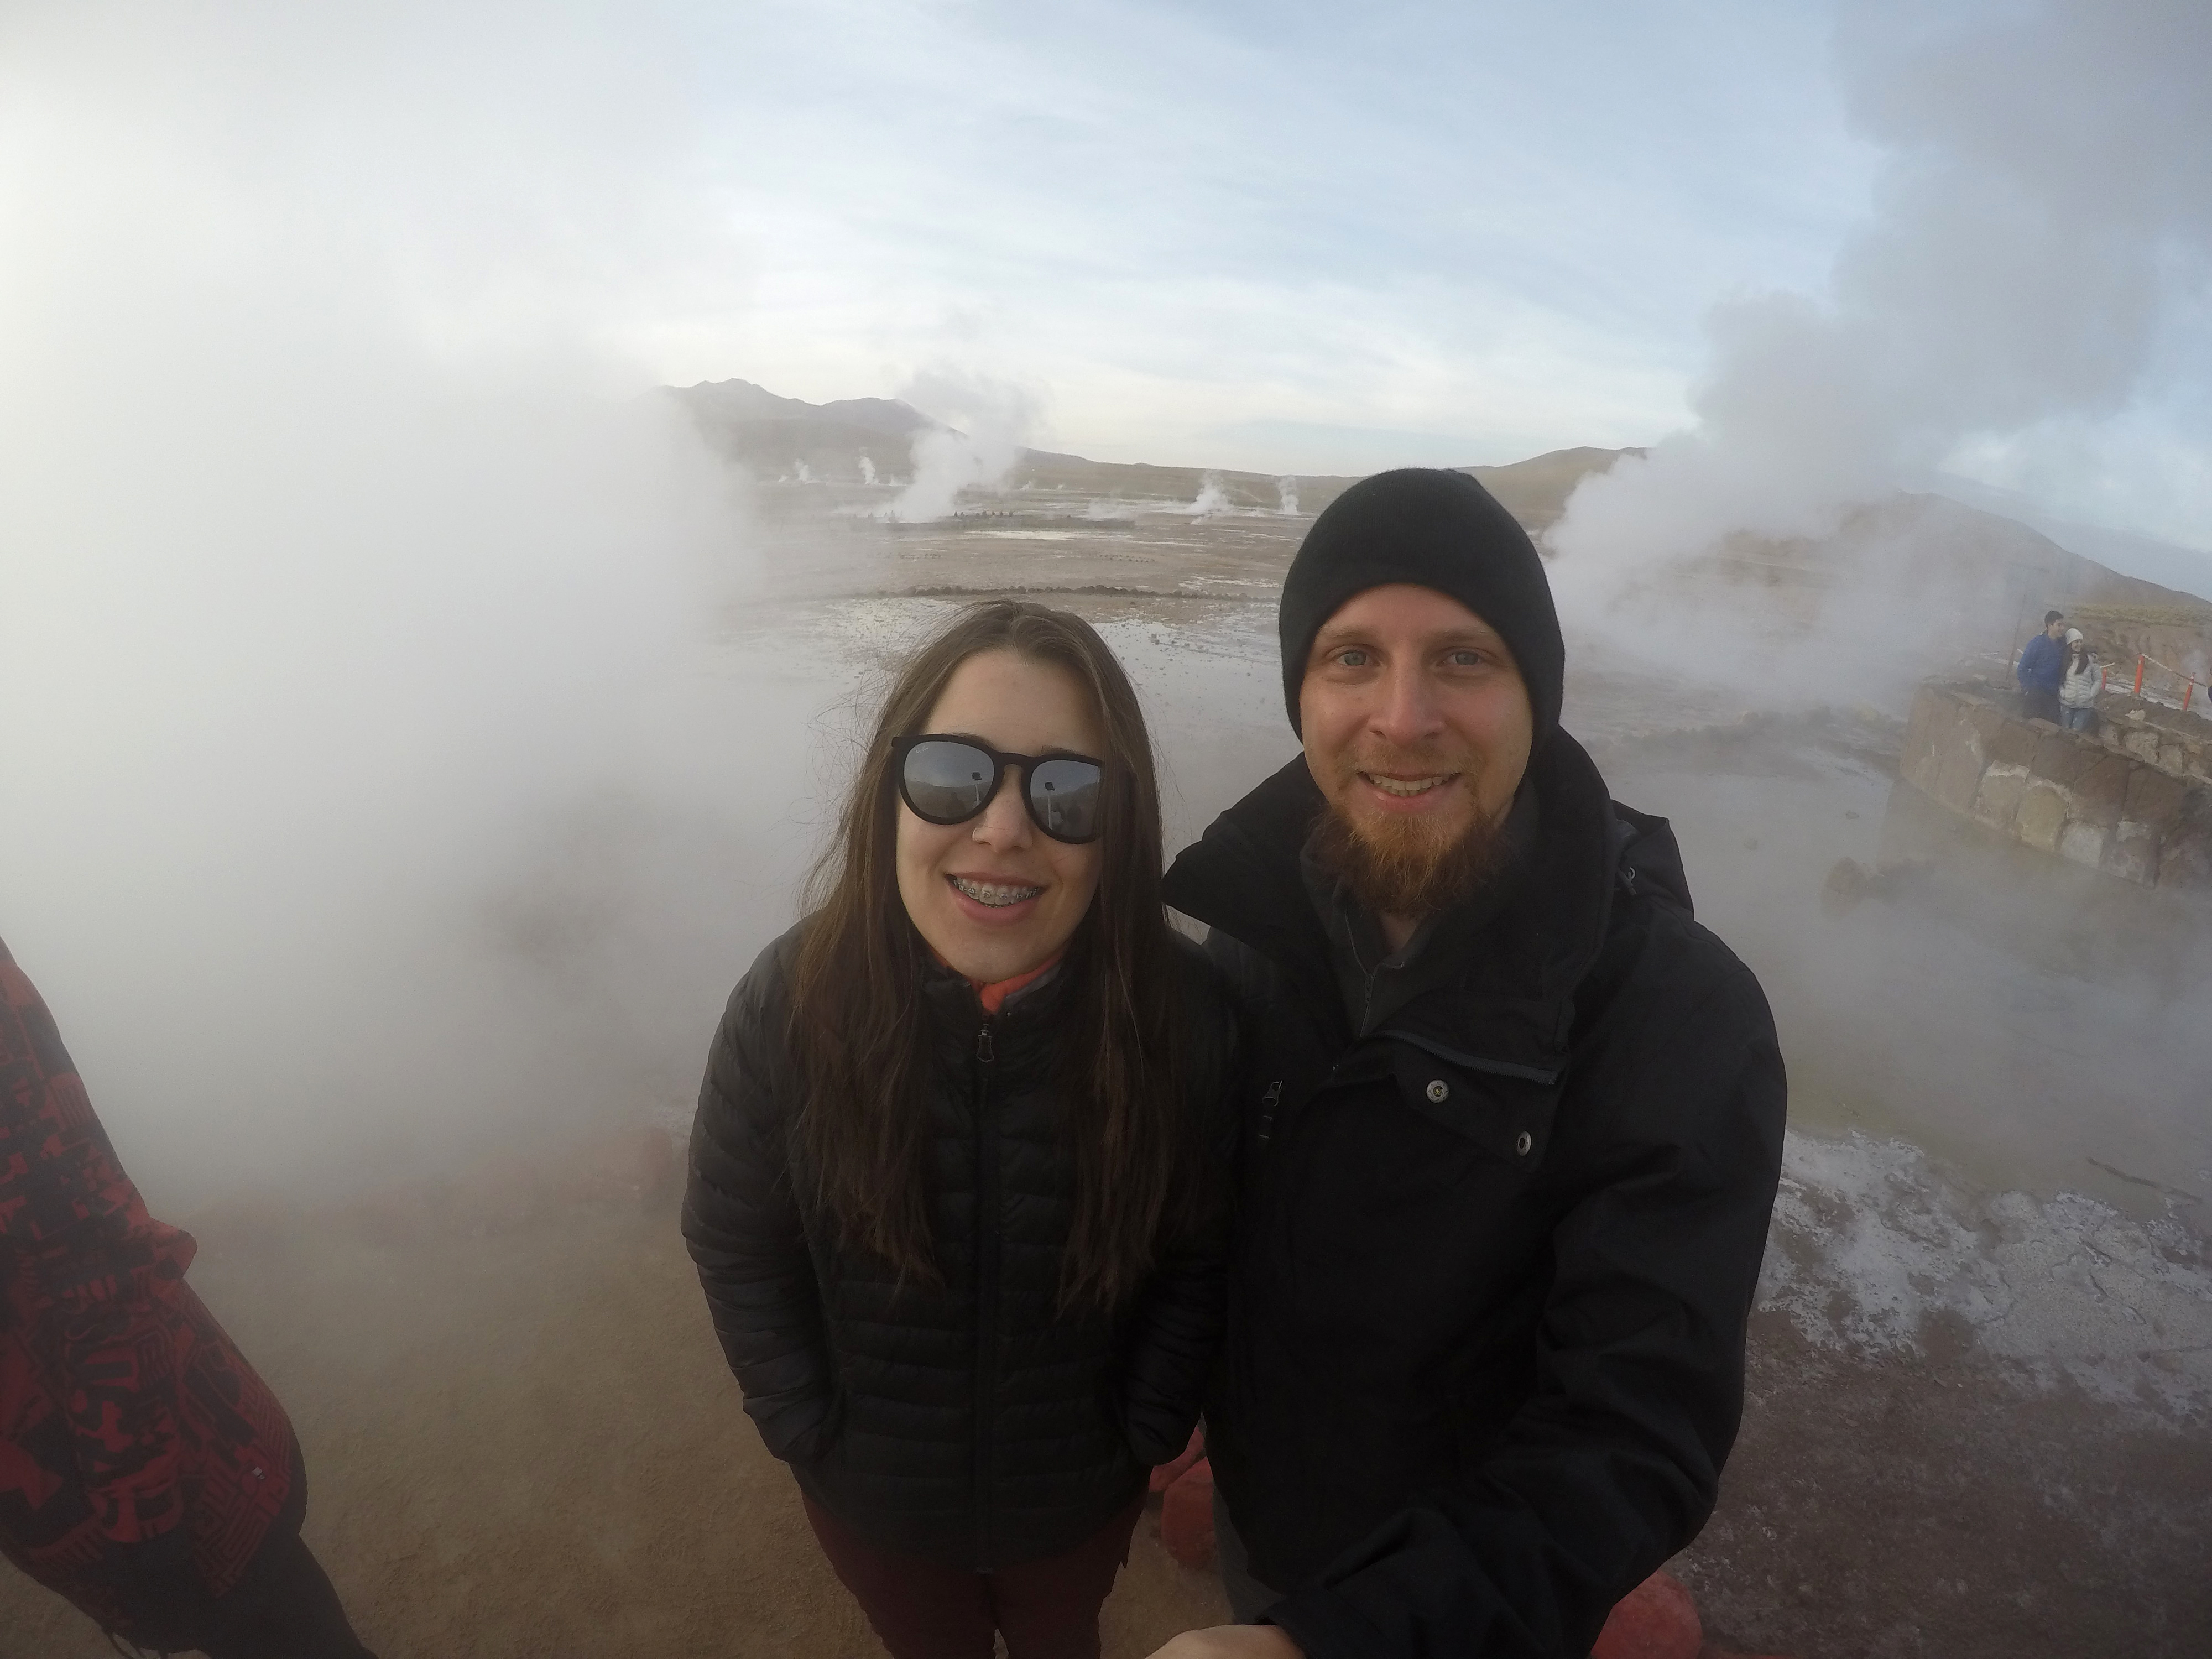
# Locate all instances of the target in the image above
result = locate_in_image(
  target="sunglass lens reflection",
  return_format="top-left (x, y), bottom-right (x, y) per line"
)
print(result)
top-left (902, 740), bottom-right (995, 823)
top-left (1028, 758), bottom-right (1102, 841)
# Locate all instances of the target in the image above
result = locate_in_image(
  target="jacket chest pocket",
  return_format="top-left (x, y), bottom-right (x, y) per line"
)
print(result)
top-left (1388, 1043), bottom-right (1560, 1174)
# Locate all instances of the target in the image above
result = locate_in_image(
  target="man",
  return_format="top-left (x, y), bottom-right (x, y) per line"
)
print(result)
top-left (1149, 469), bottom-right (1787, 1658)
top-left (1, 934), bottom-right (377, 1658)
top-left (2016, 610), bottom-right (2067, 724)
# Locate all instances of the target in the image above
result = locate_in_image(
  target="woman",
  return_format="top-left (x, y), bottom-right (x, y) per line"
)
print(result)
top-left (684, 601), bottom-right (1237, 1659)
top-left (2059, 627), bottom-right (2100, 732)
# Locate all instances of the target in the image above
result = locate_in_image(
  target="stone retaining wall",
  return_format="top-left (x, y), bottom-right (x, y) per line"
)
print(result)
top-left (2095, 686), bottom-right (2212, 766)
top-left (1898, 681), bottom-right (2212, 893)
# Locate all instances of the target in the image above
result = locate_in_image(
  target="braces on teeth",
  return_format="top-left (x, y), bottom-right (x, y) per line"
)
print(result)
top-left (951, 876), bottom-right (1044, 906)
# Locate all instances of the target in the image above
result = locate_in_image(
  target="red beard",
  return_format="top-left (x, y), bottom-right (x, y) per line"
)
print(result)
top-left (1308, 787), bottom-right (1514, 920)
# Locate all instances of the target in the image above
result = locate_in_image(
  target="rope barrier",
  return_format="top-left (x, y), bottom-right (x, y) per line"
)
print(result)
top-left (2054, 652), bottom-right (2206, 723)
top-left (2054, 648), bottom-right (2203, 713)
top-left (2122, 651), bottom-right (2204, 713)
top-left (1995, 644), bottom-right (2206, 719)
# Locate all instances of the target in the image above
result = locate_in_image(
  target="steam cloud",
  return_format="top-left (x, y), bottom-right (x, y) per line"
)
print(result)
top-left (1550, 0), bottom-right (2212, 705)
top-left (883, 369), bottom-right (1043, 521)
top-left (0, 6), bottom-right (792, 1208)
top-left (1161, 473), bottom-right (1232, 518)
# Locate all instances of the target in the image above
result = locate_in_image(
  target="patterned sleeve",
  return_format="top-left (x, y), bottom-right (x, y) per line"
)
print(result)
top-left (0, 937), bottom-right (195, 1547)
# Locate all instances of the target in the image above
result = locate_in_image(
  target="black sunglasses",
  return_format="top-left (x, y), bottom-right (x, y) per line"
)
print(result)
top-left (891, 735), bottom-right (1106, 844)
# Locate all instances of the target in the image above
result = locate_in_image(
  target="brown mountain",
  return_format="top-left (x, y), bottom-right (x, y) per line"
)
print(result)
top-left (665, 378), bottom-right (943, 479)
top-left (1459, 446), bottom-right (1641, 535)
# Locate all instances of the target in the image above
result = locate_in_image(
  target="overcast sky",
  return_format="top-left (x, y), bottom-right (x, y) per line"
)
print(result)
top-left (665, 1), bottom-right (1877, 470)
top-left (4, 0), bottom-right (2208, 558)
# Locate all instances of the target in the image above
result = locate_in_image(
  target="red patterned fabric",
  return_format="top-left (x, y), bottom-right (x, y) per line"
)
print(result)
top-left (0, 935), bottom-right (298, 1629)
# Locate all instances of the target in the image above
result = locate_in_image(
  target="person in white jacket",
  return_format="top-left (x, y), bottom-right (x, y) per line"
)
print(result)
top-left (2059, 628), bottom-right (2100, 732)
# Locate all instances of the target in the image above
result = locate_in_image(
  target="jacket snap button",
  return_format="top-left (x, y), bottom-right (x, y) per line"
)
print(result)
top-left (1514, 1130), bottom-right (1533, 1156)
top-left (1425, 1079), bottom-right (1449, 1103)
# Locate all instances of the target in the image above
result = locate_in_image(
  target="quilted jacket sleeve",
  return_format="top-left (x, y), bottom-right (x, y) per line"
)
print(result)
top-left (1114, 941), bottom-right (1240, 1467)
top-left (681, 932), bottom-right (839, 1464)
top-left (0, 940), bottom-right (192, 1554)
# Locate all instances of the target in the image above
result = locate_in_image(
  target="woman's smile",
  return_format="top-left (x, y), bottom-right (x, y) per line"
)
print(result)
top-left (947, 873), bottom-right (1047, 912)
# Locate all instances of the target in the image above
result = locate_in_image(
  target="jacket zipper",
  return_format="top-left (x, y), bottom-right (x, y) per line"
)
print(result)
top-left (972, 1016), bottom-right (999, 1570)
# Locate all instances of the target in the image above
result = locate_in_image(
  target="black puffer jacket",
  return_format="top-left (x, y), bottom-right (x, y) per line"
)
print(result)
top-left (1161, 735), bottom-right (1787, 1659)
top-left (684, 923), bottom-right (1239, 1569)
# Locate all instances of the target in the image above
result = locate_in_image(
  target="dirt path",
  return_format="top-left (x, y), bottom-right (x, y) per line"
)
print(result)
top-left (8, 1181), bottom-right (2205, 1659)
top-left (0, 1199), bottom-right (1227, 1658)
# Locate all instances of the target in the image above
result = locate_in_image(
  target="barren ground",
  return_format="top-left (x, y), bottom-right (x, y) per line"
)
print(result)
top-left (7, 1188), bottom-right (2203, 1659)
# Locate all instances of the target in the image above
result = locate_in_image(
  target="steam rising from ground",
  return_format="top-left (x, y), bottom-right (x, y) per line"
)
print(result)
top-left (0, 6), bottom-right (790, 1207)
top-left (1160, 474), bottom-right (1233, 518)
top-left (1551, 0), bottom-right (2212, 706)
top-left (883, 370), bottom-right (1042, 521)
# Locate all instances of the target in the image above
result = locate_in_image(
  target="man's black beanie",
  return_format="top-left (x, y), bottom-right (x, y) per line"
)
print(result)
top-left (1279, 467), bottom-right (1564, 746)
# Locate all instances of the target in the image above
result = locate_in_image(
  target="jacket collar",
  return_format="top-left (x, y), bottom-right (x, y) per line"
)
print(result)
top-left (920, 949), bottom-right (1072, 1074)
top-left (1162, 731), bottom-right (1634, 1079)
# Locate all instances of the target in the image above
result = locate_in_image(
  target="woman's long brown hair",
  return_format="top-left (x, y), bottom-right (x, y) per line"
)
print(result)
top-left (786, 601), bottom-right (1196, 1311)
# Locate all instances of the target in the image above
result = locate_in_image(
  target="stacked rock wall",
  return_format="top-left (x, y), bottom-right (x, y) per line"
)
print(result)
top-left (1898, 681), bottom-right (2212, 893)
top-left (2095, 688), bottom-right (2212, 765)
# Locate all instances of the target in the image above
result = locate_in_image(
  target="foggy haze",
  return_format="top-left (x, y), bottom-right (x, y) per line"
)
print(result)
top-left (880, 369), bottom-right (1043, 521)
top-left (4, 4), bottom-right (2211, 1654)
top-left (2, 0), bottom-right (2203, 1250)
top-left (1550, 0), bottom-right (2212, 701)
top-left (0, 6), bottom-right (805, 1208)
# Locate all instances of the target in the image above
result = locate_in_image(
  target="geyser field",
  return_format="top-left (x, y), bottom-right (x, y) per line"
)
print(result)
top-left (6, 458), bottom-right (2208, 1659)
top-left (8, 3), bottom-right (2211, 1653)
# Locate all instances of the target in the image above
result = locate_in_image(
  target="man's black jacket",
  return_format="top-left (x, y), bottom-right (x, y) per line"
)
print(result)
top-left (1161, 733), bottom-right (1787, 1658)
top-left (682, 924), bottom-right (1239, 1569)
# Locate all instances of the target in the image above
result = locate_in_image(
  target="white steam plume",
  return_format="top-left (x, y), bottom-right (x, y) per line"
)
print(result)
top-left (0, 6), bottom-right (800, 1208)
top-left (881, 369), bottom-right (1042, 521)
top-left (1162, 473), bottom-right (1232, 518)
top-left (1550, 0), bottom-right (2212, 705)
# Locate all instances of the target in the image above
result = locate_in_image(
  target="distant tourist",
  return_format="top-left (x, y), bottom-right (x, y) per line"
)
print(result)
top-left (0, 936), bottom-right (378, 1659)
top-left (684, 602), bottom-right (1237, 1659)
top-left (2059, 628), bottom-right (2101, 733)
top-left (1147, 469), bottom-right (1786, 1659)
top-left (2016, 609), bottom-right (2068, 723)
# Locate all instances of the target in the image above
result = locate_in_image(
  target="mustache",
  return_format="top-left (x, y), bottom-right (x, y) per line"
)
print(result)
top-left (1337, 743), bottom-right (1475, 780)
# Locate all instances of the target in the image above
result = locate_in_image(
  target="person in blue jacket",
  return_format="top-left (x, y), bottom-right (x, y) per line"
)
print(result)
top-left (2016, 610), bottom-right (2068, 723)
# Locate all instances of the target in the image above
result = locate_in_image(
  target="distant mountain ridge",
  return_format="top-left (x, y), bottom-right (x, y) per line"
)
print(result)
top-left (1471, 447), bottom-right (2208, 617)
top-left (673, 377), bottom-right (938, 439)
top-left (662, 377), bottom-right (2208, 620)
top-left (660, 378), bottom-right (1644, 520)
top-left (666, 378), bottom-right (944, 479)
top-left (1459, 447), bottom-right (1642, 537)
